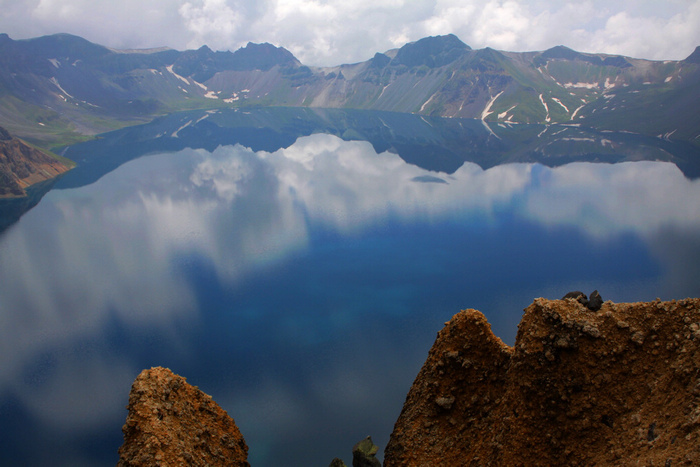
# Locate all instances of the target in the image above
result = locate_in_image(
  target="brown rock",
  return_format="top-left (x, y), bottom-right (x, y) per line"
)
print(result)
top-left (385, 298), bottom-right (700, 466)
top-left (384, 308), bottom-right (512, 466)
top-left (117, 367), bottom-right (249, 467)
top-left (352, 436), bottom-right (381, 467)
top-left (0, 126), bottom-right (72, 197)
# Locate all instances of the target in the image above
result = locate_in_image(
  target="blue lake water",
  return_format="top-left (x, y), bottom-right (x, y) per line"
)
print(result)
top-left (1, 109), bottom-right (699, 466)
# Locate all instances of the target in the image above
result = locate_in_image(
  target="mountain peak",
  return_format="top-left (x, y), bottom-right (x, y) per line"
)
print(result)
top-left (539, 45), bottom-right (630, 68)
top-left (232, 42), bottom-right (299, 70)
top-left (0, 126), bottom-right (11, 141)
top-left (392, 34), bottom-right (471, 68)
top-left (684, 45), bottom-right (700, 64)
top-left (541, 45), bottom-right (582, 60)
top-left (17, 33), bottom-right (110, 60)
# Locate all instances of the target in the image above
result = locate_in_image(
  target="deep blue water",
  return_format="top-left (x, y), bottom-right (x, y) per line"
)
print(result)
top-left (1, 111), bottom-right (700, 466)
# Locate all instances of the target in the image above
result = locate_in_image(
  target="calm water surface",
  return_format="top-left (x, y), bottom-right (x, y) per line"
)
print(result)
top-left (1, 111), bottom-right (700, 466)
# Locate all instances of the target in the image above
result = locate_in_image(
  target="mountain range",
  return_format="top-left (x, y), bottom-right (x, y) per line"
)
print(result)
top-left (1, 33), bottom-right (699, 149)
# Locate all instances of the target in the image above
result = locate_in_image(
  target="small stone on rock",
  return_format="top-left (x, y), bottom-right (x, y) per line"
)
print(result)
top-left (352, 436), bottom-right (381, 467)
top-left (562, 291), bottom-right (589, 308)
top-left (588, 290), bottom-right (603, 311)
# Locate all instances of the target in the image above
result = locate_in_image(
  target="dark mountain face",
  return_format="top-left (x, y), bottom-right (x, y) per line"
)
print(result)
top-left (391, 34), bottom-right (471, 68)
top-left (369, 52), bottom-right (391, 69)
top-left (537, 45), bottom-right (631, 68)
top-left (685, 46), bottom-right (700, 63)
top-left (171, 42), bottom-right (298, 82)
top-left (541, 45), bottom-right (588, 61)
top-left (7, 33), bottom-right (111, 62)
top-left (231, 42), bottom-right (299, 71)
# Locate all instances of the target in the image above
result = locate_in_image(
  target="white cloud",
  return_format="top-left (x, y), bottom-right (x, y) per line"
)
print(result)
top-left (585, 3), bottom-right (700, 59)
top-left (1, 0), bottom-right (698, 64)
top-left (522, 161), bottom-right (700, 238)
top-left (179, 0), bottom-right (244, 50)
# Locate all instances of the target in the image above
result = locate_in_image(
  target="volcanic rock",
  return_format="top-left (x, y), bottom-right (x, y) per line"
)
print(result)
top-left (117, 367), bottom-right (249, 467)
top-left (385, 298), bottom-right (700, 466)
top-left (352, 436), bottom-right (381, 467)
top-left (0, 126), bottom-right (72, 197)
top-left (588, 289), bottom-right (603, 311)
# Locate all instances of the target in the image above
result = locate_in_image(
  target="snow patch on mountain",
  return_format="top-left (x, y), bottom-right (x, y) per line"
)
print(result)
top-left (659, 129), bottom-right (677, 141)
top-left (420, 92), bottom-right (438, 112)
top-left (481, 91), bottom-right (504, 120)
top-left (50, 77), bottom-right (73, 99)
top-left (498, 105), bottom-right (517, 120)
top-left (166, 65), bottom-right (190, 85)
top-left (171, 120), bottom-right (193, 138)
top-left (551, 98), bottom-right (569, 113)
top-left (377, 84), bottom-right (391, 102)
top-left (564, 82), bottom-right (598, 89)
top-left (561, 137), bottom-right (595, 142)
top-left (539, 94), bottom-right (551, 123)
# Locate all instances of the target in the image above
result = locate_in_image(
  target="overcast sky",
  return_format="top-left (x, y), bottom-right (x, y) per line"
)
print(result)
top-left (1, 0), bottom-right (699, 66)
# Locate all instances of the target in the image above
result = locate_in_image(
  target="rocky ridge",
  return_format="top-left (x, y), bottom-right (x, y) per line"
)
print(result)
top-left (118, 298), bottom-right (700, 465)
top-left (2, 33), bottom-right (699, 147)
top-left (117, 367), bottom-right (249, 467)
top-left (384, 297), bottom-right (700, 466)
top-left (0, 125), bottom-right (72, 197)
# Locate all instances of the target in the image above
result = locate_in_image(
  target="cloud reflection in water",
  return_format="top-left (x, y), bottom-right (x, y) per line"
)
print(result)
top-left (0, 133), bottom-right (699, 465)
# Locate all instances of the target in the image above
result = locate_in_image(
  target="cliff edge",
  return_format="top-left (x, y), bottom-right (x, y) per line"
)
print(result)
top-left (117, 367), bottom-right (249, 467)
top-left (0, 126), bottom-right (72, 198)
top-left (384, 298), bottom-right (700, 466)
top-left (117, 298), bottom-right (700, 466)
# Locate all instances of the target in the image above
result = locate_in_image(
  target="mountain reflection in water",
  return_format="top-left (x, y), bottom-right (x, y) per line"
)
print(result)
top-left (0, 109), bottom-right (699, 466)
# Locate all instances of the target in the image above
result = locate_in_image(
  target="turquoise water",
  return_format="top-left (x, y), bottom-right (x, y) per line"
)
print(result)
top-left (1, 110), bottom-right (699, 465)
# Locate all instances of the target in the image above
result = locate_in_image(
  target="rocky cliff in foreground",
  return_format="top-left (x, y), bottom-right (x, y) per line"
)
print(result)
top-left (385, 297), bottom-right (700, 466)
top-left (0, 126), bottom-right (72, 197)
top-left (118, 298), bottom-right (700, 466)
top-left (117, 367), bottom-right (249, 467)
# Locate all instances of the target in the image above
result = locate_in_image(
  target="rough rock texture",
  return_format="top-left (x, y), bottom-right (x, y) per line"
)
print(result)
top-left (329, 436), bottom-right (382, 467)
top-left (385, 298), bottom-right (700, 466)
top-left (117, 367), bottom-right (249, 467)
top-left (0, 126), bottom-right (72, 197)
top-left (352, 436), bottom-right (381, 467)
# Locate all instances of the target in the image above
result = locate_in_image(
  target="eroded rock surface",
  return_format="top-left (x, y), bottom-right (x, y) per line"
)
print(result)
top-left (385, 298), bottom-right (700, 466)
top-left (117, 367), bottom-right (249, 467)
top-left (0, 126), bottom-right (72, 197)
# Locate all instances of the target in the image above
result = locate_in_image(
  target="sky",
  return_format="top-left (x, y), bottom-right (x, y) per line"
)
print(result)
top-left (0, 0), bottom-right (699, 66)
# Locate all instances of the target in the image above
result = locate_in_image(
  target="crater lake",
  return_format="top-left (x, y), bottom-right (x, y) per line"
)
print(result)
top-left (1, 108), bottom-right (699, 466)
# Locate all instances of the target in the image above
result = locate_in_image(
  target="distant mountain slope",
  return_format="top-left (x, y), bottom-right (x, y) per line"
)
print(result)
top-left (0, 33), bottom-right (698, 148)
